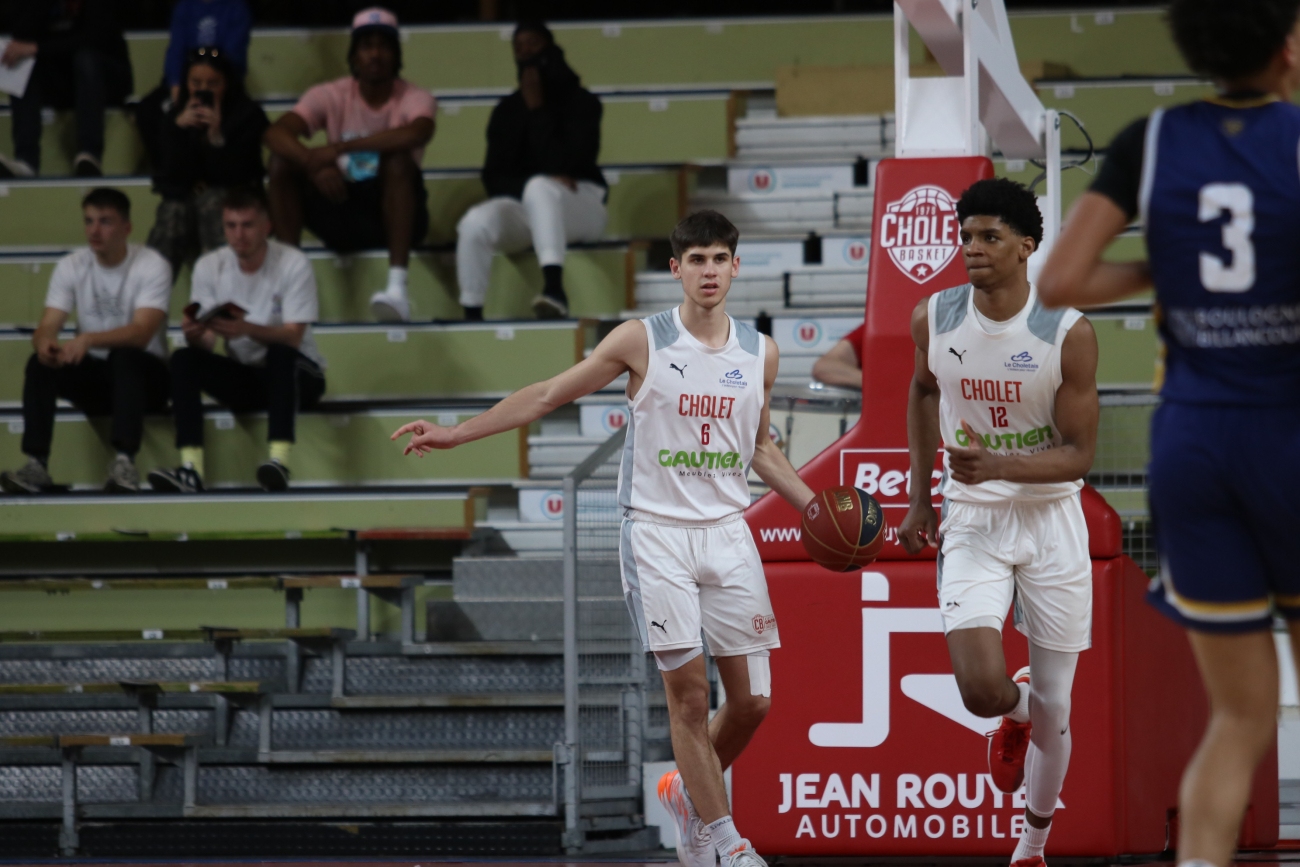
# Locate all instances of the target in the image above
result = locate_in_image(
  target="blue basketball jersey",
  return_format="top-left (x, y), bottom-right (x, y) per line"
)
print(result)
top-left (1143, 99), bottom-right (1300, 405)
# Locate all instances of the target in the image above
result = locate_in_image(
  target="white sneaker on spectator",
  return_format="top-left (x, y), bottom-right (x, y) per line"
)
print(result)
top-left (0, 153), bottom-right (34, 179)
top-left (370, 291), bottom-right (410, 323)
top-left (73, 153), bottom-right (102, 177)
top-left (104, 455), bottom-right (140, 493)
top-left (0, 457), bottom-right (53, 494)
top-left (148, 464), bottom-right (204, 494)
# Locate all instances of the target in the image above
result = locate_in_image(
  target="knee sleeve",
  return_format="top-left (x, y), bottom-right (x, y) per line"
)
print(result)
top-left (654, 646), bottom-right (703, 672)
top-left (747, 650), bottom-right (771, 697)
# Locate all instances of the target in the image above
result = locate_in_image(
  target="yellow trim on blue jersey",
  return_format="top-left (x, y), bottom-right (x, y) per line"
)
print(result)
top-left (1203, 94), bottom-right (1282, 108)
top-left (1166, 585), bottom-right (1271, 617)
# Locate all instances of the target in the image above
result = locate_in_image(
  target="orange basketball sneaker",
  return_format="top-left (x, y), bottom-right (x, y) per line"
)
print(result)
top-left (658, 770), bottom-right (714, 867)
top-left (1011, 856), bottom-right (1045, 867)
top-left (988, 666), bottom-right (1032, 793)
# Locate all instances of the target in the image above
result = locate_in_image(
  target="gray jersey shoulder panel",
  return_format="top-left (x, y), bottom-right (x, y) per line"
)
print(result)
top-left (647, 310), bottom-right (679, 351)
top-left (733, 319), bottom-right (761, 357)
top-left (932, 284), bottom-right (972, 335)
top-left (1026, 296), bottom-right (1068, 345)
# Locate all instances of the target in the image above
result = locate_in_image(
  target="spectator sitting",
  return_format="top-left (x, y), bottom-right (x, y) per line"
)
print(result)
top-left (811, 322), bottom-right (866, 389)
top-left (0, 188), bottom-right (171, 494)
top-left (135, 0), bottom-right (252, 169)
top-left (0, 0), bottom-right (134, 178)
top-left (147, 47), bottom-right (269, 279)
top-left (264, 7), bottom-right (435, 323)
top-left (456, 20), bottom-right (607, 321)
top-left (149, 189), bottom-right (327, 494)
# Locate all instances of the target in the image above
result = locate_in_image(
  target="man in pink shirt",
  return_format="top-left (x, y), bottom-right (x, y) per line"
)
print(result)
top-left (264, 8), bottom-right (435, 322)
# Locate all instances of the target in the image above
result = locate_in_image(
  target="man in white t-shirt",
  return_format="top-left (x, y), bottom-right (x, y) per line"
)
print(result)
top-left (0, 188), bottom-right (172, 494)
top-left (148, 188), bottom-right (327, 493)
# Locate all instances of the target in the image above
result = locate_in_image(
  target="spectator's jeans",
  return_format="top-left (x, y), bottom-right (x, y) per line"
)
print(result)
top-left (11, 48), bottom-right (133, 171)
top-left (147, 188), bottom-right (229, 279)
top-left (170, 344), bottom-right (326, 448)
top-left (21, 348), bottom-right (170, 460)
top-left (455, 175), bottom-right (607, 307)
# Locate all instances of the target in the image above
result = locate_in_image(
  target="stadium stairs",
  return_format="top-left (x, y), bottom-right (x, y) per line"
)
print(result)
top-left (0, 10), bottom-right (1214, 856)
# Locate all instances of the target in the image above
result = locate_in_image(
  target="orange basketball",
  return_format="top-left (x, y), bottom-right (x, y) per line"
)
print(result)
top-left (800, 486), bottom-right (887, 571)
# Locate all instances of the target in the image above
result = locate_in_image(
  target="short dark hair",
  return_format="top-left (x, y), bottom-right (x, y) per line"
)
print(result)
top-left (955, 178), bottom-right (1043, 247)
top-left (1169, 0), bottom-right (1300, 81)
top-left (514, 19), bottom-right (554, 45)
top-left (670, 210), bottom-right (740, 259)
top-left (81, 188), bottom-right (130, 219)
top-left (221, 186), bottom-right (270, 215)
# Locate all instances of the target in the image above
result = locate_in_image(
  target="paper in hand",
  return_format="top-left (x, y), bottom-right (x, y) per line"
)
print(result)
top-left (184, 301), bottom-right (247, 324)
top-left (0, 39), bottom-right (35, 98)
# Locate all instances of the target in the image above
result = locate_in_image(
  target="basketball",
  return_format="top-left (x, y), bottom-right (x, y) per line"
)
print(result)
top-left (800, 486), bottom-right (887, 571)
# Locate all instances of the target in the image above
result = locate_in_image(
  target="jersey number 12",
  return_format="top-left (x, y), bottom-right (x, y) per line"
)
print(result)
top-left (1198, 182), bottom-right (1254, 293)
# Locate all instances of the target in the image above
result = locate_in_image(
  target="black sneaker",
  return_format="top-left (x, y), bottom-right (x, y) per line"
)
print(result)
top-left (531, 292), bottom-right (568, 319)
top-left (148, 464), bottom-right (204, 493)
top-left (0, 457), bottom-right (53, 494)
top-left (256, 458), bottom-right (290, 492)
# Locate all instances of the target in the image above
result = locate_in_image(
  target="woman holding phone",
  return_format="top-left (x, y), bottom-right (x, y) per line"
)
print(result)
top-left (147, 47), bottom-right (269, 280)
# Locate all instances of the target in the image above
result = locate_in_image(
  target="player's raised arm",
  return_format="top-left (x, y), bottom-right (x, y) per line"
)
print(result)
top-left (898, 298), bottom-right (942, 554)
top-left (748, 335), bottom-right (815, 511)
top-left (392, 320), bottom-right (647, 455)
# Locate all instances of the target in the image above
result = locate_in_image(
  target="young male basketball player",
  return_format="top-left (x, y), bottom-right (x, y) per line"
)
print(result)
top-left (1037, 2), bottom-right (1300, 866)
top-left (898, 178), bottom-right (1099, 867)
top-left (393, 210), bottom-right (815, 867)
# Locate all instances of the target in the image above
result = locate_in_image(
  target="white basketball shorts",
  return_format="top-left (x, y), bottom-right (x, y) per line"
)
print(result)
top-left (937, 493), bottom-right (1092, 652)
top-left (619, 509), bottom-right (780, 656)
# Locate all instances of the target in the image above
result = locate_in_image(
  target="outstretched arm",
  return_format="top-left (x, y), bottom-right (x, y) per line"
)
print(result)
top-left (811, 338), bottom-right (862, 389)
top-left (945, 317), bottom-right (1098, 484)
top-left (749, 336), bottom-right (816, 512)
top-left (898, 299), bottom-right (942, 554)
top-left (393, 320), bottom-right (647, 454)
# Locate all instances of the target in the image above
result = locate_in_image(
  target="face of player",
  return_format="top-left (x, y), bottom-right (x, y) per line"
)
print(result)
top-left (223, 207), bottom-right (272, 261)
top-left (513, 30), bottom-right (549, 65)
top-left (670, 243), bottom-right (740, 310)
top-left (959, 215), bottom-right (1035, 289)
top-left (352, 32), bottom-right (397, 84)
top-left (82, 206), bottom-right (130, 261)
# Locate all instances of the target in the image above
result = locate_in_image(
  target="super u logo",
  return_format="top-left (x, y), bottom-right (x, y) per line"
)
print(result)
top-left (601, 407), bottom-right (627, 433)
top-left (794, 321), bottom-right (822, 348)
top-left (844, 240), bottom-right (868, 265)
top-left (542, 493), bottom-right (565, 520)
top-left (749, 168), bottom-right (775, 193)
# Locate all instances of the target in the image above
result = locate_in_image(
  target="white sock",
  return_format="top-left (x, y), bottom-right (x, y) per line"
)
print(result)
top-left (1177, 860), bottom-right (1220, 867)
top-left (385, 266), bottom-right (408, 299)
top-left (1006, 679), bottom-right (1031, 723)
top-left (708, 816), bottom-right (744, 861)
top-left (1012, 818), bottom-right (1051, 860)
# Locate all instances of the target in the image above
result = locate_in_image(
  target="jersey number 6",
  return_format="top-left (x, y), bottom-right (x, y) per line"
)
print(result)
top-left (1198, 182), bottom-right (1255, 293)
top-left (701, 424), bottom-right (711, 445)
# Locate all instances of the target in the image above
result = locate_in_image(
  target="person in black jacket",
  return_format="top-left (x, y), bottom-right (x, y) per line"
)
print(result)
top-left (0, 0), bottom-right (134, 178)
top-left (455, 21), bottom-right (606, 320)
top-left (146, 48), bottom-right (269, 279)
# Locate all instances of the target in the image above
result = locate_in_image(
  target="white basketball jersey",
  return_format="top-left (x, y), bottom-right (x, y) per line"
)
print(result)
top-left (928, 283), bottom-right (1085, 504)
top-left (618, 307), bottom-right (765, 521)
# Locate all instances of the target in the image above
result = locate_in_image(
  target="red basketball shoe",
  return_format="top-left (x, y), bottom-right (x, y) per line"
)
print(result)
top-left (1010, 857), bottom-right (1045, 867)
top-left (988, 666), bottom-right (1032, 793)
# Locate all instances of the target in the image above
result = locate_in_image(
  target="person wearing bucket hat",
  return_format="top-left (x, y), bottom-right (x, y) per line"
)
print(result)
top-left (454, 19), bottom-right (608, 321)
top-left (264, 7), bottom-right (435, 323)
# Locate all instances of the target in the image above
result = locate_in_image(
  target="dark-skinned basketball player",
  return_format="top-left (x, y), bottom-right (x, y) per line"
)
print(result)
top-left (1037, 3), bottom-right (1300, 867)
top-left (899, 178), bottom-right (1099, 867)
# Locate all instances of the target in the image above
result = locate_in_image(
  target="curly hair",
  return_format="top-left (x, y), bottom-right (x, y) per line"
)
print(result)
top-left (1169, 0), bottom-right (1300, 81)
top-left (955, 178), bottom-right (1043, 247)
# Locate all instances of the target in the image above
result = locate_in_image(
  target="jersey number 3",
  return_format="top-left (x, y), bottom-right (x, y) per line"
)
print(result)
top-left (1198, 182), bottom-right (1255, 293)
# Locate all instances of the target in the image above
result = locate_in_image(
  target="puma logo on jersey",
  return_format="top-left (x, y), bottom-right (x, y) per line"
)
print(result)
top-left (949, 347), bottom-right (967, 364)
top-left (651, 619), bottom-right (669, 633)
top-left (669, 364), bottom-right (687, 378)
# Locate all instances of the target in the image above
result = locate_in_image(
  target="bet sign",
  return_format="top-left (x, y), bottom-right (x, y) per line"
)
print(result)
top-left (878, 185), bottom-right (961, 284)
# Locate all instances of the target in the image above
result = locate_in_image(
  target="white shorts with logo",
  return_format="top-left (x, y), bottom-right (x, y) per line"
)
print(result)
top-left (938, 493), bottom-right (1092, 652)
top-left (619, 509), bottom-right (780, 656)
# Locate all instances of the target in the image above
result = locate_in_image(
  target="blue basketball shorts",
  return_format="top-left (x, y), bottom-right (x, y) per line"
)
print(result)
top-left (1148, 401), bottom-right (1300, 632)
